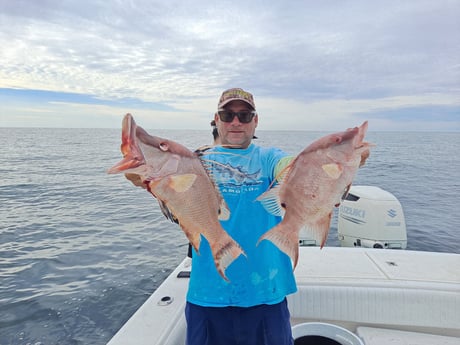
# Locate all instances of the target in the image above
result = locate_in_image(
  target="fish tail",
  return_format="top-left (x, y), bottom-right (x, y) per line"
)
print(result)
top-left (212, 235), bottom-right (246, 282)
top-left (300, 213), bottom-right (332, 249)
top-left (257, 223), bottom-right (299, 269)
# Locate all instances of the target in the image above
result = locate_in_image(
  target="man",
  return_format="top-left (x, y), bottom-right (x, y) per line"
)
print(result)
top-left (186, 88), bottom-right (297, 345)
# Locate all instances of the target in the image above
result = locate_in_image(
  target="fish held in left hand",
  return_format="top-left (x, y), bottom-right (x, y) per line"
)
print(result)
top-left (108, 114), bottom-right (245, 281)
top-left (257, 121), bottom-right (373, 268)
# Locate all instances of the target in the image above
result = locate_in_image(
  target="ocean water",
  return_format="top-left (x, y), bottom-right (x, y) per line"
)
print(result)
top-left (0, 127), bottom-right (459, 345)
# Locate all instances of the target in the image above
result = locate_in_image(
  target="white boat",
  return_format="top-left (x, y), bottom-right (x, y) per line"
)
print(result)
top-left (107, 187), bottom-right (460, 345)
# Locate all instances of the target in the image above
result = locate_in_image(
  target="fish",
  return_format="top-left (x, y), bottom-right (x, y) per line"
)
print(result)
top-left (107, 114), bottom-right (245, 281)
top-left (214, 163), bottom-right (260, 184)
top-left (256, 121), bottom-right (372, 268)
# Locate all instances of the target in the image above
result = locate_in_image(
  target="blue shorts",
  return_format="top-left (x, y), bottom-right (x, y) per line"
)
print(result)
top-left (185, 299), bottom-right (293, 345)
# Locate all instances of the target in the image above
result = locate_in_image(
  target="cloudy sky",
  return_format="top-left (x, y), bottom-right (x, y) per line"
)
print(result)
top-left (1, 0), bottom-right (459, 131)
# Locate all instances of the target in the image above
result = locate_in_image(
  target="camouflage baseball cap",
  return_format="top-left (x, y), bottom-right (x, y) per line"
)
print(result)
top-left (218, 88), bottom-right (255, 110)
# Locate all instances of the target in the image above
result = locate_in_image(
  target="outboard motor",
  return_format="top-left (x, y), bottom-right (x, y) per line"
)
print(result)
top-left (338, 186), bottom-right (407, 249)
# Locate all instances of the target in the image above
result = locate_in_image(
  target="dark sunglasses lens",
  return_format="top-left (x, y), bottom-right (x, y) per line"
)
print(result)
top-left (237, 111), bottom-right (253, 123)
top-left (218, 111), bottom-right (234, 122)
top-left (218, 111), bottom-right (254, 123)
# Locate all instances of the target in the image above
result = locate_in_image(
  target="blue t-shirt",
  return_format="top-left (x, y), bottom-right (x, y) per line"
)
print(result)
top-left (186, 144), bottom-right (297, 307)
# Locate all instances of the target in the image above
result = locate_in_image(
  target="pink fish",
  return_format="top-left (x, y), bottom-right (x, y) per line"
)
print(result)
top-left (257, 121), bottom-right (372, 267)
top-left (108, 114), bottom-right (245, 281)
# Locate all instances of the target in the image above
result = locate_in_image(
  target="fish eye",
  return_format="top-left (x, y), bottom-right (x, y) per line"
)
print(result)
top-left (159, 143), bottom-right (169, 151)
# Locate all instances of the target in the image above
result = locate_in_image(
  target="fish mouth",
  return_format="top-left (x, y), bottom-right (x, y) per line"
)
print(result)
top-left (107, 114), bottom-right (146, 174)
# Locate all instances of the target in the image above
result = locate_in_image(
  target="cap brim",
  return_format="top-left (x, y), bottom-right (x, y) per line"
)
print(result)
top-left (219, 98), bottom-right (255, 110)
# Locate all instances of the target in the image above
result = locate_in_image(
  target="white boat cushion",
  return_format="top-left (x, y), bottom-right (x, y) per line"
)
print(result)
top-left (357, 327), bottom-right (460, 345)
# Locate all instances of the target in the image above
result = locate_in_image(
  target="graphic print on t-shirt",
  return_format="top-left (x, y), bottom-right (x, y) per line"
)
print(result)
top-left (212, 162), bottom-right (262, 190)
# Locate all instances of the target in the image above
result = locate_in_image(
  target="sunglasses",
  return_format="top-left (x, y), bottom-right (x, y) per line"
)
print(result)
top-left (217, 110), bottom-right (256, 123)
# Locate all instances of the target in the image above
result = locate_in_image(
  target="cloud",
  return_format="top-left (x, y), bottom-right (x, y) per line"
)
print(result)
top-left (256, 93), bottom-right (459, 131)
top-left (0, 0), bottom-right (459, 130)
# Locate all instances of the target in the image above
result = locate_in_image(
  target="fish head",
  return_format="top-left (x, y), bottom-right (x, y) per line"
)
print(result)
top-left (335, 121), bottom-right (368, 149)
top-left (318, 121), bottom-right (371, 163)
top-left (108, 114), bottom-right (196, 179)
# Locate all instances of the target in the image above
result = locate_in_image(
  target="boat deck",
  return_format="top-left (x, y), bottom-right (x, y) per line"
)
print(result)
top-left (107, 247), bottom-right (460, 345)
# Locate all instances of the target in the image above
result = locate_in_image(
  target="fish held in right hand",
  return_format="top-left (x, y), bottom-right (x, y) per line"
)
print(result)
top-left (108, 114), bottom-right (245, 281)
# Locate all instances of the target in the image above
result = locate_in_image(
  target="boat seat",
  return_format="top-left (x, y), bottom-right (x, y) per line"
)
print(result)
top-left (357, 327), bottom-right (460, 345)
top-left (290, 248), bottom-right (460, 335)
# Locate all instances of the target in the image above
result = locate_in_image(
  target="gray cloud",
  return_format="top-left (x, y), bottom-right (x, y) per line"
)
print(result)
top-left (0, 0), bottom-right (458, 129)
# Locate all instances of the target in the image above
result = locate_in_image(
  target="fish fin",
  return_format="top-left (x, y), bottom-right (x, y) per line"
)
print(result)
top-left (158, 199), bottom-right (179, 224)
top-left (359, 148), bottom-right (370, 167)
top-left (218, 199), bottom-right (231, 221)
top-left (357, 143), bottom-right (375, 167)
top-left (256, 184), bottom-right (285, 217)
top-left (199, 158), bottom-right (214, 177)
top-left (188, 233), bottom-right (202, 255)
top-left (300, 212), bottom-right (332, 249)
top-left (274, 157), bottom-right (294, 183)
top-left (322, 163), bottom-right (343, 179)
top-left (336, 184), bottom-right (352, 206)
top-left (168, 174), bottom-right (197, 192)
top-left (210, 234), bottom-right (246, 282)
top-left (124, 173), bottom-right (147, 188)
top-left (255, 161), bottom-right (293, 216)
top-left (257, 223), bottom-right (299, 268)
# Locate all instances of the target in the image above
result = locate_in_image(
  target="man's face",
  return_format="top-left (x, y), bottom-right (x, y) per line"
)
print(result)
top-left (214, 100), bottom-right (258, 148)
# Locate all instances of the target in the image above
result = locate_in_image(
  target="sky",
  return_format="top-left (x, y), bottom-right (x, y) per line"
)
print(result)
top-left (0, 0), bottom-right (459, 131)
